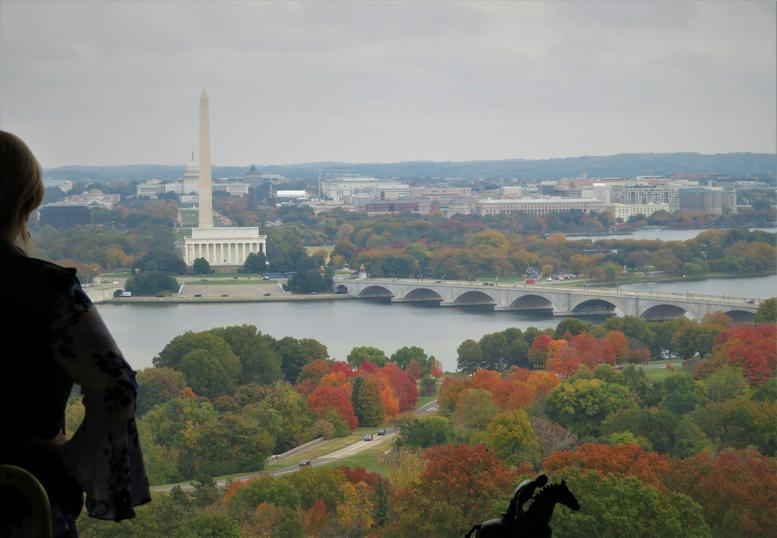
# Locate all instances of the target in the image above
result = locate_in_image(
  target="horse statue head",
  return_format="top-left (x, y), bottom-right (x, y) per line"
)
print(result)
top-left (519, 480), bottom-right (580, 537)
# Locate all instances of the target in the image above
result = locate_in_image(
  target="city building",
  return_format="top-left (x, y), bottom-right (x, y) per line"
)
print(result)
top-left (475, 197), bottom-right (606, 216)
top-left (321, 177), bottom-right (410, 205)
top-left (43, 179), bottom-right (74, 193)
top-left (63, 189), bottom-right (121, 209)
top-left (610, 202), bottom-right (669, 221)
top-left (136, 179), bottom-right (166, 198)
top-left (275, 190), bottom-right (308, 201)
top-left (182, 90), bottom-right (266, 268)
top-left (366, 200), bottom-right (421, 215)
top-left (679, 187), bottom-right (737, 215)
top-left (609, 183), bottom-right (681, 211)
top-left (213, 180), bottom-right (249, 197)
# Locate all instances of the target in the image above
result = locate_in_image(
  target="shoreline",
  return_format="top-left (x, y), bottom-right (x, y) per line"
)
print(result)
top-left (100, 293), bottom-right (356, 305)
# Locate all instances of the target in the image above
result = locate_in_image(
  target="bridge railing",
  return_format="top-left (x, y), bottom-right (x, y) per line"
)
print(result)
top-left (334, 277), bottom-right (759, 305)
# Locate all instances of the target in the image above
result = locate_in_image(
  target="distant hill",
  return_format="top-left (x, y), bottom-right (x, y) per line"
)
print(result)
top-left (44, 152), bottom-right (777, 182)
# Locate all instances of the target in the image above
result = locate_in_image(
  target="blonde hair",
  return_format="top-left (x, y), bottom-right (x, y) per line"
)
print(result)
top-left (0, 131), bottom-right (44, 253)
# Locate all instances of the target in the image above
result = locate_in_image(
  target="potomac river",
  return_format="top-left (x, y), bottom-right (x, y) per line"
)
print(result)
top-left (98, 273), bottom-right (776, 373)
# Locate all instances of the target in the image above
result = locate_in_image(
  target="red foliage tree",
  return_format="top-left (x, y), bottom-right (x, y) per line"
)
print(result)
top-left (666, 449), bottom-right (777, 538)
top-left (380, 362), bottom-right (418, 411)
top-left (439, 377), bottom-right (468, 413)
top-left (543, 443), bottom-right (672, 490)
top-left (307, 384), bottom-right (358, 430)
top-left (703, 324), bottom-right (777, 385)
top-left (302, 499), bottom-right (332, 537)
top-left (337, 466), bottom-right (382, 488)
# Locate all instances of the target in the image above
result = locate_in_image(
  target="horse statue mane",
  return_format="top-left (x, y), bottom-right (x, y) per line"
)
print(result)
top-left (464, 479), bottom-right (580, 538)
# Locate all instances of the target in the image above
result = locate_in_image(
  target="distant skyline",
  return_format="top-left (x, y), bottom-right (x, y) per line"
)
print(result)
top-left (1, 1), bottom-right (775, 167)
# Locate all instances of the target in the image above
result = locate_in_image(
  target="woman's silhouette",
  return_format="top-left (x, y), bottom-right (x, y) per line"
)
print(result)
top-left (0, 131), bottom-right (150, 536)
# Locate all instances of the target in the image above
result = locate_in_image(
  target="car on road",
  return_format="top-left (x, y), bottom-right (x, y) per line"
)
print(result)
top-left (377, 429), bottom-right (386, 436)
top-left (263, 292), bottom-right (272, 296)
top-left (221, 294), bottom-right (229, 297)
top-left (193, 293), bottom-right (202, 297)
top-left (298, 459), bottom-right (311, 467)
top-left (262, 275), bottom-right (271, 280)
top-left (363, 434), bottom-right (374, 441)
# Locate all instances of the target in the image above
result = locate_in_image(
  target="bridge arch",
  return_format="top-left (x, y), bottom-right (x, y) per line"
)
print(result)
top-left (640, 304), bottom-right (687, 321)
top-left (509, 294), bottom-right (554, 311)
top-left (404, 288), bottom-right (444, 302)
top-left (454, 290), bottom-right (496, 306)
top-left (335, 284), bottom-right (349, 294)
top-left (358, 285), bottom-right (394, 298)
top-left (570, 298), bottom-right (619, 316)
top-left (724, 310), bottom-right (755, 323)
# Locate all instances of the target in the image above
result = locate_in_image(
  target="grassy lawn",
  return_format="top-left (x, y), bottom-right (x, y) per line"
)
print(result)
top-left (415, 394), bottom-right (437, 409)
top-left (323, 443), bottom-right (392, 475)
top-left (642, 365), bottom-right (684, 381)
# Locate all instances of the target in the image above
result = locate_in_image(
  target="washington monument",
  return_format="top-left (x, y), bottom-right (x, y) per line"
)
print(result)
top-left (182, 89), bottom-right (266, 268)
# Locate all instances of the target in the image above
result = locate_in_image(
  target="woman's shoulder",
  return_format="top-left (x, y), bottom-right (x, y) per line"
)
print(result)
top-left (8, 255), bottom-right (80, 288)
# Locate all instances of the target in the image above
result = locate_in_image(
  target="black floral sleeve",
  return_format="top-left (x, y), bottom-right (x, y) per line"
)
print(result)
top-left (50, 278), bottom-right (151, 520)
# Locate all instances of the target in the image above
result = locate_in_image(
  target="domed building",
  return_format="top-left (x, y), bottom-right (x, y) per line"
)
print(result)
top-left (182, 152), bottom-right (200, 194)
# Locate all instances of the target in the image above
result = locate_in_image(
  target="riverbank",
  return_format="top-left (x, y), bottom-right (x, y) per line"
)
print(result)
top-left (105, 293), bottom-right (355, 305)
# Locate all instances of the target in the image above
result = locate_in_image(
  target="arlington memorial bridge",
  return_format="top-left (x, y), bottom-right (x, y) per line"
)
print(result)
top-left (333, 277), bottom-right (760, 322)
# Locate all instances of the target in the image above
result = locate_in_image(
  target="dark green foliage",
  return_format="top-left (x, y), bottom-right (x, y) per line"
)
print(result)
top-left (136, 367), bottom-right (188, 415)
top-left (551, 470), bottom-right (711, 538)
top-left (457, 339), bottom-right (483, 374)
top-left (351, 376), bottom-right (384, 427)
top-left (396, 415), bottom-right (456, 448)
top-left (347, 346), bottom-right (388, 368)
top-left (192, 257), bottom-right (210, 274)
top-left (125, 271), bottom-right (179, 296)
top-left (286, 268), bottom-right (332, 293)
top-left (226, 476), bottom-right (301, 521)
top-left (132, 250), bottom-right (186, 274)
top-left (545, 379), bottom-right (636, 438)
top-left (391, 346), bottom-right (428, 370)
top-left (274, 336), bottom-right (323, 381)
top-left (211, 325), bottom-right (283, 385)
top-left (243, 251), bottom-right (267, 273)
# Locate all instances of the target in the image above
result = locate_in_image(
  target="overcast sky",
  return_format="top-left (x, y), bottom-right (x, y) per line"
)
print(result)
top-left (1, 1), bottom-right (775, 167)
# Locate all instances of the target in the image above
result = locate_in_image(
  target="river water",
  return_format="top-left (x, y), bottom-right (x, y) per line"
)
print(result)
top-left (98, 273), bottom-right (776, 373)
top-left (566, 226), bottom-right (777, 242)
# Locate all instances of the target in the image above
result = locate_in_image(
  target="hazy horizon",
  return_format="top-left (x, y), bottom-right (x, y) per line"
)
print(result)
top-left (2, 1), bottom-right (775, 167)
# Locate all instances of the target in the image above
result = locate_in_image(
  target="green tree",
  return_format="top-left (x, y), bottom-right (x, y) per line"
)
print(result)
top-left (485, 410), bottom-right (540, 466)
top-left (457, 339), bottom-right (483, 374)
top-left (479, 332), bottom-right (510, 370)
top-left (545, 379), bottom-right (636, 437)
top-left (275, 336), bottom-right (319, 382)
top-left (125, 271), bottom-right (180, 296)
top-left (192, 257), bottom-right (211, 274)
top-left (391, 346), bottom-right (428, 370)
top-left (243, 251), bottom-right (267, 273)
top-left (136, 367), bottom-right (188, 416)
top-left (245, 381), bottom-right (315, 453)
top-left (191, 412), bottom-right (274, 478)
top-left (672, 323), bottom-right (721, 359)
top-left (178, 349), bottom-right (239, 398)
top-left (211, 325), bottom-right (282, 385)
top-left (347, 346), bottom-right (388, 368)
top-left (552, 470), bottom-right (711, 538)
top-left (453, 388), bottom-right (499, 431)
top-left (132, 250), bottom-right (186, 274)
top-left (755, 297), bottom-right (777, 323)
top-left (177, 512), bottom-right (241, 538)
top-left (351, 376), bottom-right (384, 427)
top-left (396, 415), bottom-right (456, 449)
top-left (226, 476), bottom-right (301, 523)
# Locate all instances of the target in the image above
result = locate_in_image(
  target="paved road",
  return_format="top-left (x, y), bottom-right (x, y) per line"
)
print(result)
top-left (151, 399), bottom-right (439, 493)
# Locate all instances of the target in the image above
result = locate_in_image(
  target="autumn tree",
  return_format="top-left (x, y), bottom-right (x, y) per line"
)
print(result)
top-left (383, 444), bottom-right (516, 537)
top-left (396, 415), bottom-right (456, 449)
top-left (136, 367), bottom-right (188, 416)
top-left (545, 379), bottom-right (636, 437)
top-left (666, 449), bottom-right (777, 538)
top-left (307, 383), bottom-right (358, 431)
top-left (351, 376), bottom-right (384, 427)
top-left (485, 410), bottom-right (540, 466)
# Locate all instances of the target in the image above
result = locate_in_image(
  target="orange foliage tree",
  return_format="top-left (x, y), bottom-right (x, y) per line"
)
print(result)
top-left (307, 384), bottom-right (358, 430)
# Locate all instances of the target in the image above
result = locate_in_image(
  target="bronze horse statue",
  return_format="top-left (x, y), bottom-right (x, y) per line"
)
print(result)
top-left (464, 479), bottom-right (580, 537)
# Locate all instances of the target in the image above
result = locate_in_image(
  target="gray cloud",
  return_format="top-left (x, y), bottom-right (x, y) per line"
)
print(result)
top-left (0, 0), bottom-right (774, 167)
